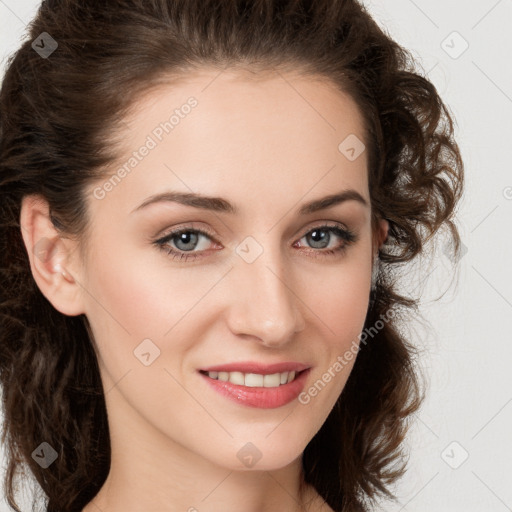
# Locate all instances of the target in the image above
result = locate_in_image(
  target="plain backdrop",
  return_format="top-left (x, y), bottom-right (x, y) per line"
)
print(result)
top-left (1, 1), bottom-right (511, 511)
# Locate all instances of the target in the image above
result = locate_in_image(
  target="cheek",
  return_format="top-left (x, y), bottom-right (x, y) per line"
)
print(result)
top-left (81, 242), bottom-right (224, 369)
top-left (305, 258), bottom-right (371, 340)
top-left (298, 253), bottom-right (371, 392)
top-left (295, 265), bottom-right (370, 418)
top-left (85, 240), bottom-right (177, 329)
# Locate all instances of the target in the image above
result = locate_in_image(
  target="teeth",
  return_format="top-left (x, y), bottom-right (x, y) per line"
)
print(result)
top-left (245, 373), bottom-right (263, 387)
top-left (205, 370), bottom-right (299, 387)
top-left (263, 374), bottom-right (280, 387)
top-left (229, 371), bottom-right (245, 386)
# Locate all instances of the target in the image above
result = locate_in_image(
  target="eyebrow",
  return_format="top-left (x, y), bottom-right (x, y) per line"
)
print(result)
top-left (130, 189), bottom-right (369, 215)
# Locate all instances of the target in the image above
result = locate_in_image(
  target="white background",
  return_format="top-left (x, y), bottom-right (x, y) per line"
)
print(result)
top-left (1, 1), bottom-right (511, 511)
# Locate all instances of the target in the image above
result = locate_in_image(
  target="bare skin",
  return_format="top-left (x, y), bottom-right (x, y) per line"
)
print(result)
top-left (20, 67), bottom-right (388, 512)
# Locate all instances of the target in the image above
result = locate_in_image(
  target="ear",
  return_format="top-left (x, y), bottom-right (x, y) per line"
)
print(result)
top-left (19, 194), bottom-right (86, 316)
top-left (372, 218), bottom-right (389, 258)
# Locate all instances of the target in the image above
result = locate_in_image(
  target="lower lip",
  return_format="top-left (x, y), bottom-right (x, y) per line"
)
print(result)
top-left (199, 369), bottom-right (311, 409)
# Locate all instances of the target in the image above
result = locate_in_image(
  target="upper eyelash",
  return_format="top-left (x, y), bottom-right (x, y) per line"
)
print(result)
top-left (153, 223), bottom-right (358, 261)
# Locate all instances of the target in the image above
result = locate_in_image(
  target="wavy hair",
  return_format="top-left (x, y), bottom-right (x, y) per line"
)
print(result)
top-left (0, 1), bottom-right (464, 511)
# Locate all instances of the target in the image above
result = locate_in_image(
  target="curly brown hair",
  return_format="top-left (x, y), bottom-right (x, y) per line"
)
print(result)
top-left (0, 1), bottom-right (464, 511)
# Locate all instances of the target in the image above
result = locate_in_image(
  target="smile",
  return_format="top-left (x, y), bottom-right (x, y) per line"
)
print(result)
top-left (198, 369), bottom-right (311, 408)
top-left (200, 370), bottom-right (299, 388)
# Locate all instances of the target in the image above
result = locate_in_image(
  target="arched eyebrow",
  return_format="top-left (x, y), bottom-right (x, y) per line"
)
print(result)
top-left (130, 189), bottom-right (368, 215)
top-left (298, 190), bottom-right (368, 214)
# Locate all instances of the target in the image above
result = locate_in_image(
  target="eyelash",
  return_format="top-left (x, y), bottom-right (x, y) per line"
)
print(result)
top-left (153, 223), bottom-right (358, 262)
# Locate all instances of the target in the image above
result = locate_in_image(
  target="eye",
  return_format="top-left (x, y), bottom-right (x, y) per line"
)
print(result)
top-left (153, 226), bottom-right (217, 261)
top-left (294, 223), bottom-right (358, 259)
top-left (153, 223), bottom-right (358, 262)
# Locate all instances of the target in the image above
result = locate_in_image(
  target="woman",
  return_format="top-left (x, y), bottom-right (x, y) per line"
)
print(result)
top-left (0, 1), bottom-right (464, 511)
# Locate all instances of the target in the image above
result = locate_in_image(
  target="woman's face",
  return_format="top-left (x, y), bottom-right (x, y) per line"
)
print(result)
top-left (77, 68), bottom-right (386, 471)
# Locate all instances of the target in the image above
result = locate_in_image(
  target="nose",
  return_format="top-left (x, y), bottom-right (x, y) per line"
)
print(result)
top-left (225, 246), bottom-right (306, 348)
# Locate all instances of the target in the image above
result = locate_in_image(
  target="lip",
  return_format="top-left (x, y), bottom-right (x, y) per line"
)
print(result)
top-left (199, 361), bottom-right (311, 375)
top-left (198, 367), bottom-right (312, 409)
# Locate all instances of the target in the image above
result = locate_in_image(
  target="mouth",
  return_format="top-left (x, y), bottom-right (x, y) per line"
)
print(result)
top-left (198, 368), bottom-right (306, 388)
top-left (198, 367), bottom-right (312, 409)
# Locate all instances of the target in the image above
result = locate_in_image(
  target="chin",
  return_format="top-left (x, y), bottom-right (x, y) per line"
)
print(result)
top-left (210, 431), bottom-right (309, 472)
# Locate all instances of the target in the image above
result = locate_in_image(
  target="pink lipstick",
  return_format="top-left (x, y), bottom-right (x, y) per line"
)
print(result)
top-left (198, 361), bottom-right (311, 408)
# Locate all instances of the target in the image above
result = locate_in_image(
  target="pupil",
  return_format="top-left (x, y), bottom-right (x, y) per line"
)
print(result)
top-left (309, 229), bottom-right (329, 248)
top-left (176, 231), bottom-right (198, 251)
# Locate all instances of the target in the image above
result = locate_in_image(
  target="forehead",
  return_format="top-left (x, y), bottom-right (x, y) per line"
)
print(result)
top-left (89, 67), bottom-right (369, 218)
top-left (123, 67), bottom-right (367, 143)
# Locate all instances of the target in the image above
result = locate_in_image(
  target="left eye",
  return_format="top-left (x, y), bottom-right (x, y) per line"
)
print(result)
top-left (296, 226), bottom-right (351, 250)
top-left (162, 230), bottom-right (212, 253)
top-left (154, 224), bottom-right (357, 261)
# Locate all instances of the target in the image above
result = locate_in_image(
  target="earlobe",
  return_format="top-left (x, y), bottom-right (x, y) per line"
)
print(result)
top-left (19, 194), bottom-right (86, 316)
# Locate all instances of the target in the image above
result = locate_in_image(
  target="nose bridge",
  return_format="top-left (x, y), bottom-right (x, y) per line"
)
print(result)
top-left (226, 236), bottom-right (304, 345)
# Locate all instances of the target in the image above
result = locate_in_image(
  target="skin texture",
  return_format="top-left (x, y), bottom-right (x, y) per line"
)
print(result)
top-left (20, 69), bottom-right (388, 512)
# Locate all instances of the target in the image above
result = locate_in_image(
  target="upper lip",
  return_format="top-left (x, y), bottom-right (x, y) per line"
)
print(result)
top-left (199, 361), bottom-right (311, 375)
